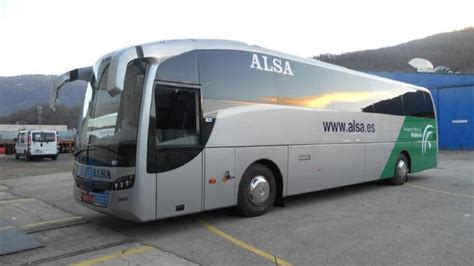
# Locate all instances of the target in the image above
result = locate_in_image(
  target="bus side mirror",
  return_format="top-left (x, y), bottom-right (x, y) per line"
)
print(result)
top-left (106, 47), bottom-right (142, 96)
top-left (50, 67), bottom-right (93, 110)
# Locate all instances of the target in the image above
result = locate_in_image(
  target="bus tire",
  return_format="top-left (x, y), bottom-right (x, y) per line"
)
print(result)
top-left (237, 163), bottom-right (276, 217)
top-left (386, 153), bottom-right (408, 185)
top-left (52, 155), bottom-right (58, 160)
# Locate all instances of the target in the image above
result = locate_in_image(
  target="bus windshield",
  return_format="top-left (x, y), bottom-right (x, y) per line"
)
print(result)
top-left (76, 59), bottom-right (147, 167)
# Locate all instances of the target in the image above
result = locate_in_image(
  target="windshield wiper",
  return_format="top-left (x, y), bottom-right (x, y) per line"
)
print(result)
top-left (74, 145), bottom-right (119, 156)
top-left (91, 144), bottom-right (119, 155)
top-left (74, 147), bottom-right (96, 156)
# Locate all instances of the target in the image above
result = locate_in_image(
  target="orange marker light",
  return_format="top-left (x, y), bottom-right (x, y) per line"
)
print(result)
top-left (209, 177), bottom-right (217, 184)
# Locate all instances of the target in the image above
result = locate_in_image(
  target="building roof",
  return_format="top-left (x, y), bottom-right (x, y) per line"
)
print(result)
top-left (0, 125), bottom-right (67, 131)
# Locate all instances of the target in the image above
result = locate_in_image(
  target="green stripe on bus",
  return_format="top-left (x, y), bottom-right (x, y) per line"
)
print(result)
top-left (380, 116), bottom-right (437, 179)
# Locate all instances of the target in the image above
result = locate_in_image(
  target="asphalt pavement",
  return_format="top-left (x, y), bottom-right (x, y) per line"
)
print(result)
top-left (0, 151), bottom-right (472, 265)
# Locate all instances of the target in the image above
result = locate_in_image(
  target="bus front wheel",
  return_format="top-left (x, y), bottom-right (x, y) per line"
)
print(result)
top-left (237, 164), bottom-right (276, 217)
top-left (386, 153), bottom-right (408, 185)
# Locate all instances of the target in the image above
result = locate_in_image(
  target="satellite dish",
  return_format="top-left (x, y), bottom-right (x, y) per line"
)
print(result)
top-left (408, 58), bottom-right (434, 72)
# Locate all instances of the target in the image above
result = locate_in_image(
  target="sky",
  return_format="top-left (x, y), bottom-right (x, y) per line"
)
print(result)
top-left (0, 0), bottom-right (473, 76)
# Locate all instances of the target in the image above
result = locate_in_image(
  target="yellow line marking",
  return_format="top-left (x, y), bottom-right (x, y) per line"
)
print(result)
top-left (71, 245), bottom-right (154, 266)
top-left (0, 185), bottom-right (8, 191)
top-left (22, 216), bottom-right (83, 230)
top-left (200, 220), bottom-right (292, 266)
top-left (0, 198), bottom-right (36, 204)
top-left (407, 183), bottom-right (474, 199)
top-left (0, 216), bottom-right (83, 232)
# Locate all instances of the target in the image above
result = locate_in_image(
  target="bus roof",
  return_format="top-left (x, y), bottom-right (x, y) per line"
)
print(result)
top-left (99, 39), bottom-right (429, 93)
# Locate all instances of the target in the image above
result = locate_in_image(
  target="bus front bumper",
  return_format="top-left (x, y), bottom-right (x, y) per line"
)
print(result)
top-left (73, 185), bottom-right (142, 222)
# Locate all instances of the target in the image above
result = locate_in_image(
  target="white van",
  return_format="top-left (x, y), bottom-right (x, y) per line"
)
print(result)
top-left (15, 130), bottom-right (59, 161)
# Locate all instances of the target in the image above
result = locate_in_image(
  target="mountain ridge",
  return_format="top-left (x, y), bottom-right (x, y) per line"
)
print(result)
top-left (0, 75), bottom-right (86, 117)
top-left (315, 27), bottom-right (474, 73)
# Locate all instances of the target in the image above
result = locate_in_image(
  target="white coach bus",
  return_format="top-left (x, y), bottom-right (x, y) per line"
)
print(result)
top-left (51, 39), bottom-right (437, 222)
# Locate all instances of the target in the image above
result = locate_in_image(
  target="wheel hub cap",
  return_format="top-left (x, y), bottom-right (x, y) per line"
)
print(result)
top-left (397, 160), bottom-right (408, 178)
top-left (248, 175), bottom-right (270, 206)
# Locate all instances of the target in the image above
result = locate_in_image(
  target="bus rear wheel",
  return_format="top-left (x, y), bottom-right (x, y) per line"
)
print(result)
top-left (237, 164), bottom-right (276, 217)
top-left (386, 153), bottom-right (408, 185)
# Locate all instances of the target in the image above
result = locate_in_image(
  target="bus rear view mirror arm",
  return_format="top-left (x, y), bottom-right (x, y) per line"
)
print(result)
top-left (105, 46), bottom-right (143, 97)
top-left (50, 66), bottom-right (93, 111)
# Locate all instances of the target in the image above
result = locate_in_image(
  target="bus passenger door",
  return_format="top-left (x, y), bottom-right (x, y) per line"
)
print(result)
top-left (152, 83), bottom-right (204, 219)
top-left (204, 148), bottom-right (235, 210)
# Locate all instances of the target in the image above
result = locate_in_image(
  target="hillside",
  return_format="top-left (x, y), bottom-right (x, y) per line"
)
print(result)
top-left (0, 104), bottom-right (81, 129)
top-left (315, 27), bottom-right (474, 73)
top-left (0, 75), bottom-right (86, 117)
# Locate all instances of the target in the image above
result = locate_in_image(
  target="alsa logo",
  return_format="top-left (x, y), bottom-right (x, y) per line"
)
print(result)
top-left (250, 54), bottom-right (294, 76)
top-left (421, 124), bottom-right (434, 156)
top-left (76, 165), bottom-right (112, 179)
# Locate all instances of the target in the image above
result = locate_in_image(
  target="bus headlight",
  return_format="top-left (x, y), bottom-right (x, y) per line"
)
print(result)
top-left (113, 175), bottom-right (135, 190)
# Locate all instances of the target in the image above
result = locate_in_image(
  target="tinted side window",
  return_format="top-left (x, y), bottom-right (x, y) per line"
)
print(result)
top-left (199, 50), bottom-right (276, 103)
top-left (155, 85), bottom-right (200, 147)
top-left (328, 74), bottom-right (377, 112)
top-left (368, 83), bottom-right (405, 116)
top-left (422, 91), bottom-right (435, 119)
top-left (362, 105), bottom-right (374, 113)
top-left (156, 51), bottom-right (199, 84)
top-left (373, 95), bottom-right (404, 116)
top-left (402, 91), bottom-right (428, 117)
top-left (147, 83), bottom-right (203, 173)
top-left (275, 61), bottom-right (334, 109)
